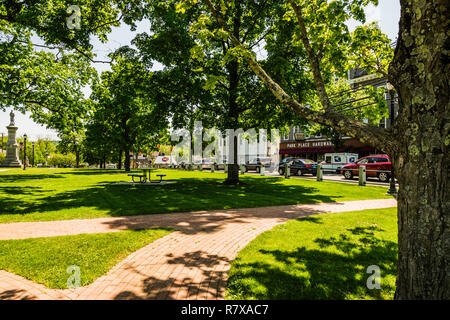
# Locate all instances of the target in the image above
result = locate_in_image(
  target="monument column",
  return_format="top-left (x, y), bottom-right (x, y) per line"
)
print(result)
top-left (1, 111), bottom-right (22, 167)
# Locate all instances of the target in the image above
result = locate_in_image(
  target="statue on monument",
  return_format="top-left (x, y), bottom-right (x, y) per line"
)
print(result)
top-left (1, 110), bottom-right (22, 167)
top-left (9, 110), bottom-right (15, 126)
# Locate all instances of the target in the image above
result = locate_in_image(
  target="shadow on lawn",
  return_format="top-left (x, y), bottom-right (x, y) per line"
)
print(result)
top-left (0, 186), bottom-right (46, 196)
top-left (226, 226), bottom-right (397, 300)
top-left (57, 169), bottom-right (128, 175)
top-left (0, 176), bottom-right (339, 223)
top-left (0, 174), bottom-right (65, 183)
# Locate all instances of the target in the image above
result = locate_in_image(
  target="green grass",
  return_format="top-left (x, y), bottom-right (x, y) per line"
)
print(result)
top-left (0, 168), bottom-right (392, 223)
top-left (226, 207), bottom-right (397, 300)
top-left (0, 228), bottom-right (172, 289)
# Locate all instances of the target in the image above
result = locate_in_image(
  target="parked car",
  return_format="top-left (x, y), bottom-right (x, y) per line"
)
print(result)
top-left (245, 157), bottom-right (273, 173)
top-left (201, 158), bottom-right (215, 170)
top-left (341, 155), bottom-right (392, 182)
top-left (278, 157), bottom-right (295, 168)
top-left (319, 153), bottom-right (358, 173)
top-left (279, 159), bottom-right (318, 176)
top-left (212, 160), bottom-right (224, 170)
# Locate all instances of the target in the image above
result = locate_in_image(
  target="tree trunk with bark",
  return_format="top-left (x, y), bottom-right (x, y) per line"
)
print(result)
top-left (388, 0), bottom-right (449, 299)
top-left (124, 146), bottom-right (131, 172)
top-left (118, 150), bottom-right (122, 170)
top-left (224, 0), bottom-right (242, 185)
top-left (75, 148), bottom-right (80, 168)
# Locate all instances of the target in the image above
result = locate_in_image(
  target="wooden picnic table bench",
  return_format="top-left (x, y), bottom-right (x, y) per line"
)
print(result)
top-left (128, 169), bottom-right (167, 183)
top-left (154, 174), bottom-right (166, 183)
top-left (128, 173), bottom-right (147, 183)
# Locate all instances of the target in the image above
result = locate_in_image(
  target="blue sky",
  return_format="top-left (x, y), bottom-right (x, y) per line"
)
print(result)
top-left (0, 0), bottom-right (401, 141)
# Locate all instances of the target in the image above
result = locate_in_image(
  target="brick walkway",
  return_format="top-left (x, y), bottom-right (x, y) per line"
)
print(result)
top-left (0, 199), bottom-right (396, 300)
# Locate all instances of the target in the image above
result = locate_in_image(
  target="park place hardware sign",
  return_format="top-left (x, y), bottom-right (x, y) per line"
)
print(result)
top-left (286, 140), bottom-right (334, 149)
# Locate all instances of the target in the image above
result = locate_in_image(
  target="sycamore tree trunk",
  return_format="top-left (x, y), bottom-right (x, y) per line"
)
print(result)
top-left (124, 146), bottom-right (131, 172)
top-left (123, 118), bottom-right (131, 172)
top-left (75, 148), bottom-right (80, 168)
top-left (224, 0), bottom-right (242, 185)
top-left (118, 150), bottom-right (122, 170)
top-left (388, 0), bottom-right (449, 299)
top-left (202, 0), bottom-right (449, 298)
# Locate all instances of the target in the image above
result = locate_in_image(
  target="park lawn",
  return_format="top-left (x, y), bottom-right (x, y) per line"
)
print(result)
top-left (0, 168), bottom-right (392, 223)
top-left (0, 228), bottom-right (172, 289)
top-left (226, 207), bottom-right (398, 300)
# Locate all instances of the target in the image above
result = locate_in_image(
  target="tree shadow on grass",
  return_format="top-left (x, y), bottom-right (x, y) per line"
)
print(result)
top-left (226, 226), bottom-right (397, 300)
top-left (57, 169), bottom-right (128, 175)
top-left (0, 186), bottom-right (46, 196)
top-left (0, 174), bottom-right (65, 183)
top-left (0, 176), bottom-right (340, 224)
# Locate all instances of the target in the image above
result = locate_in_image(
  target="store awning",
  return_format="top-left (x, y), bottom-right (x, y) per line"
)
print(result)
top-left (279, 146), bottom-right (335, 154)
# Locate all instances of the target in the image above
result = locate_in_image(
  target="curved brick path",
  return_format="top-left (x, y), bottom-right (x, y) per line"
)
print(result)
top-left (0, 199), bottom-right (396, 300)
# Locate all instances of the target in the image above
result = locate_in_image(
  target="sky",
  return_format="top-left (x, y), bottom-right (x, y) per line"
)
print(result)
top-left (0, 0), bottom-right (401, 141)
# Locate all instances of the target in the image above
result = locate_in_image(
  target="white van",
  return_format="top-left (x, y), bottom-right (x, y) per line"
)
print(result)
top-left (320, 153), bottom-right (358, 173)
top-left (153, 155), bottom-right (177, 168)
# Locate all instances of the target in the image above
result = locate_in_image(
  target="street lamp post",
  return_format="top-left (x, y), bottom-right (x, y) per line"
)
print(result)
top-left (32, 142), bottom-right (35, 167)
top-left (387, 89), bottom-right (397, 195)
top-left (23, 133), bottom-right (27, 171)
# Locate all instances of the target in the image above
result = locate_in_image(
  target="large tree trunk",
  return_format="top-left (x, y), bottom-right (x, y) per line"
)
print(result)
top-left (389, 0), bottom-right (449, 299)
top-left (225, 135), bottom-right (240, 184)
top-left (118, 150), bottom-right (122, 170)
top-left (124, 147), bottom-right (131, 172)
top-left (75, 147), bottom-right (80, 168)
top-left (224, 0), bottom-right (242, 185)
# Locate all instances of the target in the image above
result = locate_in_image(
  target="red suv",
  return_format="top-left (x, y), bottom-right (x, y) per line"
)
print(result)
top-left (341, 155), bottom-right (392, 182)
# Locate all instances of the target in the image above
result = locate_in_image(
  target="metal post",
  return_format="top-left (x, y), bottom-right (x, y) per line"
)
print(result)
top-left (386, 89), bottom-right (398, 195)
top-left (317, 164), bottom-right (323, 181)
top-left (32, 142), bottom-right (35, 167)
top-left (285, 163), bottom-right (290, 179)
top-left (358, 165), bottom-right (366, 186)
top-left (240, 163), bottom-right (245, 174)
top-left (387, 169), bottom-right (397, 195)
top-left (23, 134), bottom-right (27, 170)
top-left (211, 163), bottom-right (215, 173)
top-left (260, 164), bottom-right (265, 176)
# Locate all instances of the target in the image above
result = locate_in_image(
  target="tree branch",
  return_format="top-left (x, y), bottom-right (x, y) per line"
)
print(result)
top-left (201, 0), bottom-right (397, 154)
top-left (241, 0), bottom-right (270, 43)
top-left (288, 0), bottom-right (331, 110)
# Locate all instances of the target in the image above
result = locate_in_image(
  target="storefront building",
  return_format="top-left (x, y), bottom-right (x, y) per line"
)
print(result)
top-left (279, 66), bottom-right (398, 162)
top-left (279, 135), bottom-right (379, 162)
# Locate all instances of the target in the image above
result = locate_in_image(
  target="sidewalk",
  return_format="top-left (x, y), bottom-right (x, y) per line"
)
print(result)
top-left (0, 199), bottom-right (397, 300)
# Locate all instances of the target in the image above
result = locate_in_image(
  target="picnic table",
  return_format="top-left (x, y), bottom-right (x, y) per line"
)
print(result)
top-left (128, 168), bottom-right (166, 183)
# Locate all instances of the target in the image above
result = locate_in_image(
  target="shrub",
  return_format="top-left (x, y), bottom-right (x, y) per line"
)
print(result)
top-left (48, 153), bottom-right (76, 167)
top-left (0, 152), bottom-right (5, 163)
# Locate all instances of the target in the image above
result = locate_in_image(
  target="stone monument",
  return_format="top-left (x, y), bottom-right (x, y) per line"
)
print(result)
top-left (0, 111), bottom-right (22, 167)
